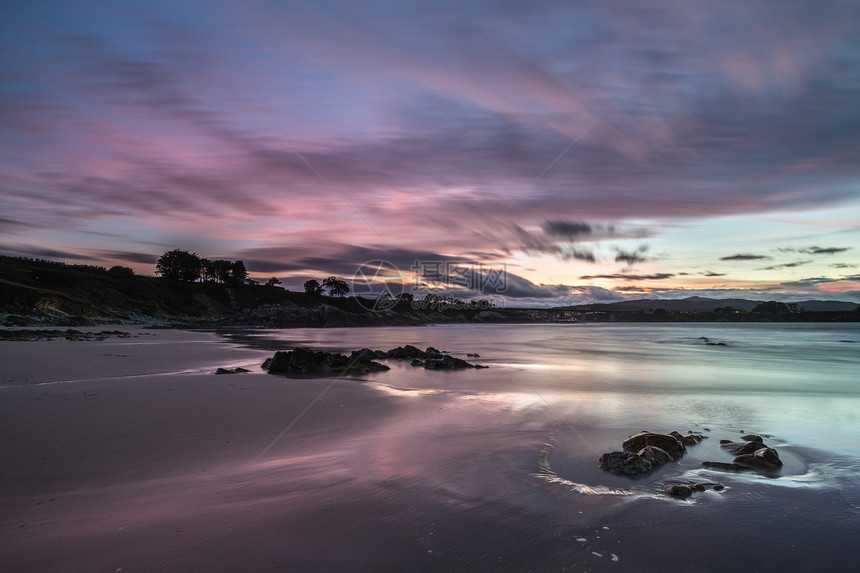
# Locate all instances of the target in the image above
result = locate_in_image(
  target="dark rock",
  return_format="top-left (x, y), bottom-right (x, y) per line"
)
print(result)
top-left (215, 367), bottom-right (251, 374)
top-left (422, 355), bottom-right (487, 369)
top-left (386, 345), bottom-right (427, 359)
top-left (598, 451), bottom-right (653, 475)
top-left (638, 445), bottom-right (674, 466)
top-left (410, 358), bottom-right (425, 367)
top-left (467, 353), bottom-right (480, 357)
top-left (425, 346), bottom-right (442, 357)
top-left (665, 484), bottom-right (694, 498)
top-left (720, 440), bottom-right (771, 455)
top-left (669, 430), bottom-right (706, 446)
top-left (733, 447), bottom-right (782, 470)
top-left (622, 432), bottom-right (686, 457)
top-left (349, 348), bottom-right (388, 362)
top-left (702, 461), bottom-right (747, 471)
top-left (600, 429), bottom-right (706, 475)
top-left (264, 347), bottom-right (389, 376)
top-left (599, 446), bottom-right (673, 475)
top-left (664, 482), bottom-right (724, 497)
top-left (740, 434), bottom-right (764, 442)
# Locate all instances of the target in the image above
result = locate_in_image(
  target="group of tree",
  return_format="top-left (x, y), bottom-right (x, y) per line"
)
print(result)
top-left (303, 276), bottom-right (350, 297)
top-left (155, 249), bottom-right (248, 284)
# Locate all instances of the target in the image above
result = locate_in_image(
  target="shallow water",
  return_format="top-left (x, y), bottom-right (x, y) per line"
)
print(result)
top-left (225, 322), bottom-right (860, 571)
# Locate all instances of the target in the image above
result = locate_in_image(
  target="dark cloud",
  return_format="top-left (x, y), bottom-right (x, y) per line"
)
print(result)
top-left (0, 244), bottom-right (100, 262)
top-left (802, 246), bottom-right (850, 255)
top-left (559, 247), bottom-right (597, 263)
top-left (780, 274), bottom-right (860, 288)
top-left (542, 220), bottom-right (592, 239)
top-left (0, 218), bottom-right (31, 232)
top-left (97, 250), bottom-right (159, 265)
top-left (778, 246), bottom-right (851, 255)
top-left (720, 254), bottom-right (771, 261)
top-left (579, 273), bottom-right (675, 281)
top-left (614, 245), bottom-right (650, 267)
top-left (759, 260), bottom-right (812, 271)
top-left (238, 243), bottom-right (476, 278)
top-left (703, 271), bottom-right (726, 277)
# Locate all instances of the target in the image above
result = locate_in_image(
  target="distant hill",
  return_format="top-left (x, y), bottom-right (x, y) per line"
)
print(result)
top-left (560, 296), bottom-right (858, 313)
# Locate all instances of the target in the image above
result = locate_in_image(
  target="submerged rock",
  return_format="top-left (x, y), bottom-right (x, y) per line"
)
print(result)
top-left (664, 482), bottom-right (724, 498)
top-left (215, 367), bottom-right (251, 375)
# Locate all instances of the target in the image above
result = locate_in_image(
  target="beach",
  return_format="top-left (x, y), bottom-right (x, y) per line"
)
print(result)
top-left (2, 324), bottom-right (859, 572)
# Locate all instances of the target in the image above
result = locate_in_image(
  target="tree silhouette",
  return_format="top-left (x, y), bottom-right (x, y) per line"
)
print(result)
top-left (200, 259), bottom-right (215, 282)
top-left (211, 260), bottom-right (233, 283)
top-left (108, 265), bottom-right (135, 279)
top-left (322, 276), bottom-right (350, 297)
top-left (231, 260), bottom-right (248, 281)
top-left (752, 301), bottom-right (789, 315)
top-left (266, 277), bottom-right (281, 287)
top-left (304, 279), bottom-right (323, 296)
top-left (156, 250), bottom-right (203, 282)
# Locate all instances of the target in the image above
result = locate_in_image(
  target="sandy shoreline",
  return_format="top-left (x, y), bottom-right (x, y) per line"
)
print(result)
top-left (0, 329), bottom-right (415, 571)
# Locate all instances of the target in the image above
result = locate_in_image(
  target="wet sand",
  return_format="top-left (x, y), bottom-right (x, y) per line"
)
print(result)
top-left (2, 326), bottom-right (859, 572)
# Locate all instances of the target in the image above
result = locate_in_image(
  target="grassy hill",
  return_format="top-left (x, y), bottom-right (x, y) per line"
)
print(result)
top-left (0, 256), bottom-right (513, 327)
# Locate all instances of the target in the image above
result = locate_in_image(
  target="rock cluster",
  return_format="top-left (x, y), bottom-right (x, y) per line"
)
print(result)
top-left (215, 367), bottom-right (251, 375)
top-left (262, 344), bottom-right (486, 376)
top-left (598, 431), bottom-right (706, 475)
top-left (383, 345), bottom-right (486, 369)
top-left (702, 435), bottom-right (783, 471)
top-left (262, 347), bottom-right (391, 376)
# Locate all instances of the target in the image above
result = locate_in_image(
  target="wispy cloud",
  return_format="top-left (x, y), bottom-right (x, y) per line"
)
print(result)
top-left (720, 254), bottom-right (772, 261)
top-left (758, 260), bottom-right (813, 270)
top-left (579, 273), bottom-right (675, 281)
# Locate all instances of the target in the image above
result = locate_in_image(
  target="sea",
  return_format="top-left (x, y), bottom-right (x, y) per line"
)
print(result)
top-left (226, 322), bottom-right (860, 572)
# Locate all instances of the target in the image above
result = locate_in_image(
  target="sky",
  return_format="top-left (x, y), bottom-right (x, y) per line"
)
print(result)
top-left (2, 0), bottom-right (859, 306)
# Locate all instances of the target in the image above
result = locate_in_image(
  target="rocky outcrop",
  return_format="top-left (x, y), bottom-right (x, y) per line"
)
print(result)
top-left (386, 345), bottom-right (438, 359)
top-left (262, 347), bottom-right (390, 376)
top-left (215, 367), bottom-right (251, 374)
top-left (262, 344), bottom-right (486, 376)
top-left (599, 431), bottom-right (706, 475)
top-left (384, 345), bottom-right (486, 369)
top-left (422, 354), bottom-right (488, 369)
top-left (702, 436), bottom-right (783, 472)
